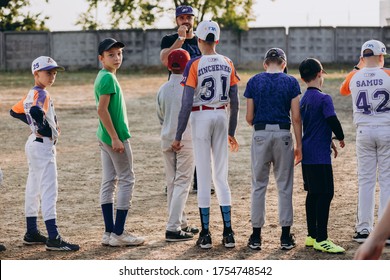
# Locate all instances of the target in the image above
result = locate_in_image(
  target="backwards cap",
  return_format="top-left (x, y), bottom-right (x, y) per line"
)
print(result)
top-left (196, 20), bottom-right (220, 42)
top-left (168, 49), bottom-right (190, 72)
top-left (31, 56), bottom-right (65, 74)
top-left (361, 39), bottom-right (387, 57)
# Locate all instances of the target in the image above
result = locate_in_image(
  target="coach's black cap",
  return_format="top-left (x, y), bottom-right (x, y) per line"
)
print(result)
top-left (299, 58), bottom-right (327, 80)
top-left (98, 38), bottom-right (125, 55)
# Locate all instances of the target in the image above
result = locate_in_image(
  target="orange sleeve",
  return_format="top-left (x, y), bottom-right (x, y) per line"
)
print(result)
top-left (184, 59), bottom-right (200, 89)
top-left (383, 68), bottom-right (390, 76)
top-left (225, 57), bottom-right (240, 86)
top-left (340, 71), bottom-right (357, 96)
top-left (11, 97), bottom-right (26, 113)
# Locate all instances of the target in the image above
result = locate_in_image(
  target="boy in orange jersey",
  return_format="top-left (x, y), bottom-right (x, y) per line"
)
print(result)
top-left (10, 56), bottom-right (79, 251)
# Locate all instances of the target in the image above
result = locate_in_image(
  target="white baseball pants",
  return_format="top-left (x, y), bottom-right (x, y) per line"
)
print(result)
top-left (190, 109), bottom-right (231, 208)
top-left (163, 148), bottom-right (194, 232)
top-left (25, 134), bottom-right (58, 221)
top-left (355, 125), bottom-right (390, 232)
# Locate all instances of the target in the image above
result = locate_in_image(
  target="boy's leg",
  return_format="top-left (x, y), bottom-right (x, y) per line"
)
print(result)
top-left (163, 150), bottom-right (177, 230)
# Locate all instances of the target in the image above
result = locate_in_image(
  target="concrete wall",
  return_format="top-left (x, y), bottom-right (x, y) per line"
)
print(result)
top-left (0, 26), bottom-right (389, 71)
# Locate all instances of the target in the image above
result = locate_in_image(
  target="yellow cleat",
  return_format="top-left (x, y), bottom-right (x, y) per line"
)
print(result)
top-left (314, 239), bottom-right (345, 254)
top-left (305, 236), bottom-right (315, 247)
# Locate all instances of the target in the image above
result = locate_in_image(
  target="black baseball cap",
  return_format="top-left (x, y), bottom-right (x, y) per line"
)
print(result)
top-left (299, 58), bottom-right (327, 80)
top-left (98, 38), bottom-right (125, 55)
top-left (264, 48), bottom-right (287, 61)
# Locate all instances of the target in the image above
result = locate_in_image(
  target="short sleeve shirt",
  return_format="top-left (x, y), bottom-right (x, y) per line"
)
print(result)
top-left (160, 33), bottom-right (201, 59)
top-left (300, 88), bottom-right (336, 164)
top-left (94, 69), bottom-right (131, 145)
top-left (244, 72), bottom-right (301, 124)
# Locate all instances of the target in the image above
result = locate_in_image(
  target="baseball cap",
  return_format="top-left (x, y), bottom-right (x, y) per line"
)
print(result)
top-left (361, 39), bottom-right (387, 57)
top-left (176, 5), bottom-right (195, 17)
top-left (98, 38), bottom-right (125, 55)
top-left (264, 48), bottom-right (287, 61)
top-left (168, 49), bottom-right (190, 71)
top-left (299, 58), bottom-right (327, 80)
top-left (31, 56), bottom-right (65, 74)
top-left (196, 20), bottom-right (220, 42)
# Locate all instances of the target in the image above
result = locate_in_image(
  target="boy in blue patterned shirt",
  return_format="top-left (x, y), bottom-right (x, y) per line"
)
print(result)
top-left (299, 58), bottom-right (345, 253)
top-left (244, 48), bottom-right (302, 250)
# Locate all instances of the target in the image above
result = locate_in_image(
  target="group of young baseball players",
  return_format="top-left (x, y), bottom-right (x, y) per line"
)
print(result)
top-left (1, 5), bottom-right (390, 260)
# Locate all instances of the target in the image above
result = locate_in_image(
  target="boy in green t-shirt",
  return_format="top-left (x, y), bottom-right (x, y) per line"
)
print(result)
top-left (94, 38), bottom-right (145, 247)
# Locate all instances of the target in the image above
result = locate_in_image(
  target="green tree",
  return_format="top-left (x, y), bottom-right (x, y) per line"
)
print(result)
top-left (0, 0), bottom-right (49, 31)
top-left (77, 0), bottom-right (254, 31)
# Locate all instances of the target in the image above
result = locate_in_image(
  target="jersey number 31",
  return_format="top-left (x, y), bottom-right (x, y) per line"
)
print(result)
top-left (200, 75), bottom-right (229, 101)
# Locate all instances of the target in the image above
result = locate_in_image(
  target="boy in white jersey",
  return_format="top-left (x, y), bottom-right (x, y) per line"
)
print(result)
top-left (340, 39), bottom-right (390, 244)
top-left (172, 20), bottom-right (240, 249)
top-left (10, 56), bottom-right (79, 251)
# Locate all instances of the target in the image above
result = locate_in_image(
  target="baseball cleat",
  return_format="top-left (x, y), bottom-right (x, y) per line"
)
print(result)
top-left (45, 235), bottom-right (79, 251)
top-left (280, 233), bottom-right (296, 250)
top-left (101, 232), bottom-right (111, 246)
top-left (222, 232), bottom-right (235, 248)
top-left (109, 231), bottom-right (145, 247)
top-left (23, 230), bottom-right (48, 245)
top-left (196, 233), bottom-right (212, 249)
top-left (305, 236), bottom-right (315, 247)
top-left (182, 226), bottom-right (199, 234)
top-left (248, 234), bottom-right (262, 250)
top-left (313, 239), bottom-right (345, 254)
top-left (165, 230), bottom-right (193, 242)
top-left (353, 229), bottom-right (370, 243)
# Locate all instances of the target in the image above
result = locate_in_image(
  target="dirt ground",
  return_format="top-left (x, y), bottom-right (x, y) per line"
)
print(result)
top-left (0, 70), bottom-right (389, 260)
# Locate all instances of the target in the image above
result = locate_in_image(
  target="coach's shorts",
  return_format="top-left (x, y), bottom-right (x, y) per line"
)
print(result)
top-left (302, 164), bottom-right (334, 194)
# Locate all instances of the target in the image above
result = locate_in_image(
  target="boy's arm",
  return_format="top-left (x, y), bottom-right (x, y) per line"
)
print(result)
top-left (97, 94), bottom-right (124, 153)
top-left (156, 91), bottom-right (164, 125)
top-left (228, 84), bottom-right (239, 137)
top-left (246, 98), bottom-right (254, 126)
top-left (10, 109), bottom-right (28, 125)
top-left (291, 96), bottom-right (302, 165)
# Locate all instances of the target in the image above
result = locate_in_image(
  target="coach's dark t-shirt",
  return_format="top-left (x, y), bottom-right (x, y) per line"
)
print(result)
top-left (160, 33), bottom-right (201, 59)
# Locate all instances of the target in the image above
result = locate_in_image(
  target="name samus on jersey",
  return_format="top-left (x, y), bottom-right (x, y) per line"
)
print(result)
top-left (356, 79), bottom-right (384, 87)
top-left (198, 64), bottom-right (232, 76)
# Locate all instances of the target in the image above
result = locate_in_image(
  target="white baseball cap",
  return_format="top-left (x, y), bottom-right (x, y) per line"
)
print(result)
top-left (31, 56), bottom-right (65, 74)
top-left (361, 40), bottom-right (387, 57)
top-left (196, 20), bottom-right (220, 42)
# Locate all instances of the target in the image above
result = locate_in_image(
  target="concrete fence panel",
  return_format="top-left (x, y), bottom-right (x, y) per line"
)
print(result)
top-left (4, 32), bottom-right (50, 71)
top-left (288, 27), bottom-right (335, 64)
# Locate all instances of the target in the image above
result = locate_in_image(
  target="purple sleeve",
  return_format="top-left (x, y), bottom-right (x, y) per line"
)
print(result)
top-left (322, 94), bottom-right (336, 118)
top-left (175, 86), bottom-right (194, 141)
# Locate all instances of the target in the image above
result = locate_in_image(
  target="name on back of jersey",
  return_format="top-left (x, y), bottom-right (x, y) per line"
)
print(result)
top-left (198, 64), bottom-right (231, 76)
top-left (356, 78), bottom-right (383, 87)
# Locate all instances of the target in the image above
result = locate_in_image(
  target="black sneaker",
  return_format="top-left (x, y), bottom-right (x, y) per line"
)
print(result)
top-left (248, 234), bottom-right (262, 250)
top-left (23, 231), bottom-right (47, 245)
top-left (166, 230), bottom-right (193, 242)
top-left (182, 226), bottom-right (199, 234)
top-left (46, 235), bottom-right (80, 251)
top-left (196, 233), bottom-right (212, 249)
top-left (353, 229), bottom-right (370, 243)
top-left (281, 233), bottom-right (296, 250)
top-left (211, 188), bottom-right (215, 195)
top-left (222, 232), bottom-right (235, 248)
top-left (0, 243), bottom-right (6, 252)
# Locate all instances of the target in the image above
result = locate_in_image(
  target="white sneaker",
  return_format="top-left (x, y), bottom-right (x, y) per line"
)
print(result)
top-left (102, 232), bottom-right (111, 246)
top-left (109, 231), bottom-right (145, 247)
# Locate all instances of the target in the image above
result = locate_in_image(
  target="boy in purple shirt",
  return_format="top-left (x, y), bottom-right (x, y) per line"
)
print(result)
top-left (299, 58), bottom-right (345, 254)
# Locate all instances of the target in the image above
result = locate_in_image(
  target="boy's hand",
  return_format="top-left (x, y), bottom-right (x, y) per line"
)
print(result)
top-left (171, 140), bottom-right (183, 152)
top-left (228, 135), bottom-right (239, 152)
top-left (111, 138), bottom-right (124, 153)
top-left (294, 147), bottom-right (302, 166)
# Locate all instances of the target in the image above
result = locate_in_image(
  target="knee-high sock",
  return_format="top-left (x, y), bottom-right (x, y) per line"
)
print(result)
top-left (220, 205), bottom-right (232, 234)
top-left (199, 207), bottom-right (210, 235)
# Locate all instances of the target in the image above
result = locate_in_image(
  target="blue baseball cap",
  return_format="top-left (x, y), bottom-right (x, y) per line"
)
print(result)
top-left (176, 5), bottom-right (195, 17)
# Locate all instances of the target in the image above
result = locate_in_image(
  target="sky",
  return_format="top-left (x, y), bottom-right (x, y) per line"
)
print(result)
top-left (27, 0), bottom-right (381, 31)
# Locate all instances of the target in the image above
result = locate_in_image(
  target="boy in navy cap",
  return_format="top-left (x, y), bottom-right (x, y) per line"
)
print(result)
top-left (299, 58), bottom-right (345, 254)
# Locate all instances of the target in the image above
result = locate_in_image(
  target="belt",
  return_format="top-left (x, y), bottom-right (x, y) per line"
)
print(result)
top-left (254, 123), bottom-right (291, 130)
top-left (192, 105), bottom-right (226, 112)
top-left (34, 137), bottom-right (56, 145)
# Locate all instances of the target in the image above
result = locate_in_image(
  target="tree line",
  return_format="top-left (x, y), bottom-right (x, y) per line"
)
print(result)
top-left (0, 0), bottom-right (256, 32)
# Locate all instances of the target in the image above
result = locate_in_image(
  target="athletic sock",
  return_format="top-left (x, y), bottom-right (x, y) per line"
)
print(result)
top-left (220, 205), bottom-right (232, 235)
top-left (101, 203), bottom-right (114, 233)
top-left (252, 227), bottom-right (261, 239)
top-left (113, 209), bottom-right (128, 236)
top-left (26, 217), bottom-right (38, 234)
top-left (281, 226), bottom-right (291, 239)
top-left (199, 207), bottom-right (210, 236)
top-left (44, 219), bottom-right (59, 240)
